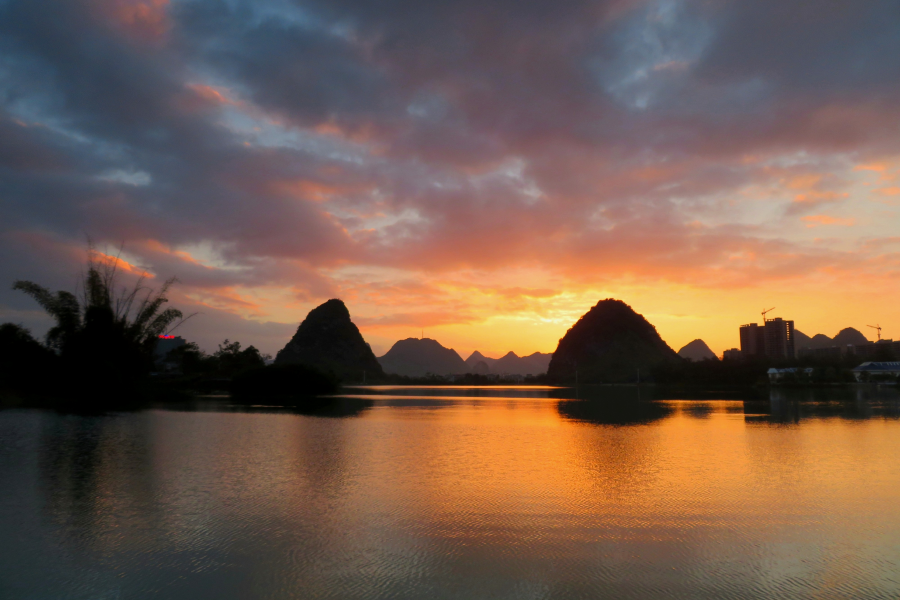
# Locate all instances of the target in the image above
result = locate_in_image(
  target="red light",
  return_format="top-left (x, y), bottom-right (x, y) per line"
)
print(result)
top-left (159, 335), bottom-right (176, 339)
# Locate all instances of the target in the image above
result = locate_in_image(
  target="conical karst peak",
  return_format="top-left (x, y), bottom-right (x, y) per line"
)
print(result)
top-left (677, 339), bottom-right (717, 362)
top-left (547, 298), bottom-right (680, 383)
top-left (274, 299), bottom-right (383, 381)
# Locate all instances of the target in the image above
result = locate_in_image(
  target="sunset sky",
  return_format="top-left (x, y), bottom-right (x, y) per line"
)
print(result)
top-left (2, 0), bottom-right (899, 358)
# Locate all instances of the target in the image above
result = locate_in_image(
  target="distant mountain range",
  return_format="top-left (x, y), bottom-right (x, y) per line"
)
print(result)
top-left (794, 327), bottom-right (869, 350)
top-left (377, 338), bottom-right (552, 377)
top-left (276, 299), bottom-right (877, 385)
top-left (464, 350), bottom-right (552, 376)
top-left (677, 339), bottom-right (717, 361)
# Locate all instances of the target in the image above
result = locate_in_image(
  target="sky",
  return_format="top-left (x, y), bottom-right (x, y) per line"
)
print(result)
top-left (1, 0), bottom-right (899, 359)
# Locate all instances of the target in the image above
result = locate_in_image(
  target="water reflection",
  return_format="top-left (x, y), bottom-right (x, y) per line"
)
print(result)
top-left (342, 385), bottom-right (900, 425)
top-left (748, 387), bottom-right (900, 424)
top-left (557, 398), bottom-right (672, 425)
top-left (343, 385), bottom-right (564, 399)
top-left (2, 386), bottom-right (900, 599)
top-left (164, 396), bottom-right (374, 418)
top-left (38, 414), bottom-right (159, 556)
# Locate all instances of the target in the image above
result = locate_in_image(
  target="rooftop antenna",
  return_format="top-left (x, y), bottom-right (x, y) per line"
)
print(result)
top-left (867, 324), bottom-right (882, 341)
top-left (761, 307), bottom-right (776, 323)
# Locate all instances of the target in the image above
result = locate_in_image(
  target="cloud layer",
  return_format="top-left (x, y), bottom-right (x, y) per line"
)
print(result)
top-left (2, 0), bottom-right (899, 355)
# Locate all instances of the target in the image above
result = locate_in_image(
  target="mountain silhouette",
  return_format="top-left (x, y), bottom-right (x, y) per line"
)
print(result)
top-left (547, 299), bottom-right (681, 383)
top-left (463, 350), bottom-right (552, 375)
top-left (832, 327), bottom-right (869, 346)
top-left (795, 327), bottom-right (869, 350)
top-left (794, 330), bottom-right (811, 348)
top-left (470, 360), bottom-right (490, 375)
top-left (465, 351), bottom-right (491, 370)
top-left (274, 299), bottom-right (383, 381)
top-left (677, 339), bottom-right (717, 361)
top-left (808, 334), bottom-right (833, 348)
top-left (378, 338), bottom-right (467, 377)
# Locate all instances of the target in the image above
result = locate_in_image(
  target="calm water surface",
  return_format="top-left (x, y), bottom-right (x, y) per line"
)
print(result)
top-left (2, 386), bottom-right (900, 599)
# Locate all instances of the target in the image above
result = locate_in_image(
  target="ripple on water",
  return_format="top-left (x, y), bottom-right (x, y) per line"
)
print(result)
top-left (1, 389), bottom-right (900, 599)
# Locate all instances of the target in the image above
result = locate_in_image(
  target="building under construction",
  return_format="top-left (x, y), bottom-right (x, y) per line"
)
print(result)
top-left (740, 313), bottom-right (795, 359)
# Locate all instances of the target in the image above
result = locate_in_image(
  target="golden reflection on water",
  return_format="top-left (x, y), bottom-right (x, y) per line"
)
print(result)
top-left (343, 395), bottom-right (898, 530)
top-left (6, 388), bottom-right (900, 599)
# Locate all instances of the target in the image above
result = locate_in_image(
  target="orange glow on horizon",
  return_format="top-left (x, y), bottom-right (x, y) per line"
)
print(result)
top-left (347, 276), bottom-right (886, 359)
top-left (68, 235), bottom-right (895, 359)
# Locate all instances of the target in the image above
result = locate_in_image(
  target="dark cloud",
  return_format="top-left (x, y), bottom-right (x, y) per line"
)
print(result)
top-left (0, 0), bottom-right (358, 262)
top-left (176, 0), bottom-right (396, 125)
top-left (697, 0), bottom-right (900, 94)
top-left (0, 116), bottom-right (70, 172)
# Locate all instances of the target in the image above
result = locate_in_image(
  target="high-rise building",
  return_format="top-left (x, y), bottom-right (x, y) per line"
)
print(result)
top-left (739, 323), bottom-right (766, 357)
top-left (739, 318), bottom-right (795, 359)
top-left (764, 318), bottom-right (795, 359)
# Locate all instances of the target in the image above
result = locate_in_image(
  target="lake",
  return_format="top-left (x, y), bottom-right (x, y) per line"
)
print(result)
top-left (2, 386), bottom-right (900, 599)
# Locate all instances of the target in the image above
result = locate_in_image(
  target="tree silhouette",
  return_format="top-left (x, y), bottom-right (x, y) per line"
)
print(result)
top-left (12, 246), bottom-right (188, 401)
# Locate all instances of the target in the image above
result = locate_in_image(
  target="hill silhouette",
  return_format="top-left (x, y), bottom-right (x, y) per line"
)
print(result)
top-left (677, 339), bottom-right (717, 362)
top-left (547, 299), bottom-right (681, 383)
top-left (470, 360), bottom-right (490, 374)
top-left (378, 338), bottom-right (467, 377)
top-left (833, 327), bottom-right (869, 346)
top-left (808, 334), bottom-right (833, 348)
top-left (465, 351), bottom-right (491, 370)
top-left (795, 327), bottom-right (869, 350)
top-left (274, 299), bottom-right (383, 382)
top-left (464, 350), bottom-right (552, 375)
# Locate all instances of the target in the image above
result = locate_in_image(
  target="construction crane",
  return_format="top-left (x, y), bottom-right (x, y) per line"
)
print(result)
top-left (867, 324), bottom-right (882, 341)
top-left (761, 307), bottom-right (776, 323)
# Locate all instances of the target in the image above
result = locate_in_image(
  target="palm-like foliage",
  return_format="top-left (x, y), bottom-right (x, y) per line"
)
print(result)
top-left (9, 281), bottom-right (82, 351)
top-left (13, 246), bottom-right (186, 357)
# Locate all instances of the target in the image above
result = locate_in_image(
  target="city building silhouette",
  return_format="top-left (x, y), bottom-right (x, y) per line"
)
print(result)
top-left (740, 317), bottom-right (795, 358)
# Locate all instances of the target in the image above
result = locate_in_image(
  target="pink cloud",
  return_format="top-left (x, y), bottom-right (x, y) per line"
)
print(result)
top-left (802, 215), bottom-right (856, 228)
top-left (94, 0), bottom-right (170, 42)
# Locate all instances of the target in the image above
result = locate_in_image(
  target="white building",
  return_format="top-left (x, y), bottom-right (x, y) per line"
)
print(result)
top-left (851, 362), bottom-right (900, 382)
